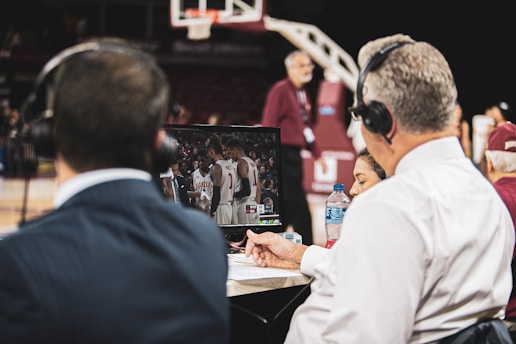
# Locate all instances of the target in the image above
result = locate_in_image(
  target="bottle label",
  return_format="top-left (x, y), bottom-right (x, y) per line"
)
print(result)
top-left (325, 206), bottom-right (345, 224)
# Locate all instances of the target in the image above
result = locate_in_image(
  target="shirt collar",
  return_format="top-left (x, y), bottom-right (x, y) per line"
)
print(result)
top-left (54, 168), bottom-right (151, 208)
top-left (395, 137), bottom-right (465, 175)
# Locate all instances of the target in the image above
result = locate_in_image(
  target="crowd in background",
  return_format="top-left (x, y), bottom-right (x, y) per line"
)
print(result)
top-left (169, 128), bottom-right (280, 216)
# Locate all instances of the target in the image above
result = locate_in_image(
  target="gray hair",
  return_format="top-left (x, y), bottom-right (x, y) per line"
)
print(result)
top-left (284, 50), bottom-right (311, 69)
top-left (485, 150), bottom-right (516, 172)
top-left (357, 34), bottom-right (457, 134)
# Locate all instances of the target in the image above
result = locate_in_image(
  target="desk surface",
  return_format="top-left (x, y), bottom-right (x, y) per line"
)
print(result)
top-left (226, 254), bottom-right (311, 297)
top-left (227, 274), bottom-right (311, 297)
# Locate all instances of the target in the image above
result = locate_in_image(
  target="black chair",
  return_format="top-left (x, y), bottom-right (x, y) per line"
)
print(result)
top-left (230, 278), bottom-right (313, 344)
top-left (230, 302), bottom-right (273, 344)
top-left (269, 279), bottom-right (312, 343)
top-left (510, 329), bottom-right (516, 344)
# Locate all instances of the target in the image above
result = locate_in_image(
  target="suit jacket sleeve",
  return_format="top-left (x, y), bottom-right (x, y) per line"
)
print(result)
top-left (0, 247), bottom-right (39, 341)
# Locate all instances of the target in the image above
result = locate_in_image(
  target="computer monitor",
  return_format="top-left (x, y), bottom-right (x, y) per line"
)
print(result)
top-left (162, 123), bottom-right (283, 238)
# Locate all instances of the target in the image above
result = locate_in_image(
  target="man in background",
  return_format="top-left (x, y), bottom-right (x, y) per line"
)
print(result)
top-left (260, 178), bottom-right (279, 214)
top-left (477, 101), bottom-right (512, 175)
top-left (484, 122), bottom-right (516, 337)
top-left (0, 38), bottom-right (229, 343)
top-left (261, 50), bottom-right (326, 245)
top-left (486, 101), bottom-right (512, 127)
top-left (171, 158), bottom-right (192, 206)
top-left (161, 158), bottom-right (191, 207)
top-left (159, 165), bottom-right (174, 199)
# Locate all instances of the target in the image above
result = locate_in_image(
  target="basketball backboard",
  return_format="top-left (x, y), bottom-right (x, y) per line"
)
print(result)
top-left (170, 0), bottom-right (265, 39)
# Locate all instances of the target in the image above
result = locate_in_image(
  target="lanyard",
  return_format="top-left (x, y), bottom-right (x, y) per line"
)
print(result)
top-left (296, 89), bottom-right (309, 124)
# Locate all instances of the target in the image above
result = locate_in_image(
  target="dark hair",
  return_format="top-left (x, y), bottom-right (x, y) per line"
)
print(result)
top-left (207, 136), bottom-right (223, 155)
top-left (226, 137), bottom-right (243, 151)
top-left (496, 101), bottom-right (512, 122)
top-left (197, 148), bottom-right (207, 157)
top-left (54, 37), bottom-right (170, 172)
top-left (357, 147), bottom-right (387, 180)
top-left (219, 134), bottom-right (233, 146)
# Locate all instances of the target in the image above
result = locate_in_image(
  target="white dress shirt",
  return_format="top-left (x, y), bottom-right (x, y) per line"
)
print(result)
top-left (172, 177), bottom-right (180, 203)
top-left (286, 137), bottom-right (515, 343)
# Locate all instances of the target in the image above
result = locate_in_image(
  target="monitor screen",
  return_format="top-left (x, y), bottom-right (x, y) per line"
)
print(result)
top-left (161, 123), bottom-right (284, 239)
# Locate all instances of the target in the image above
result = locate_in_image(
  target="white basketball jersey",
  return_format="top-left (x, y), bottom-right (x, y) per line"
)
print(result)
top-left (215, 159), bottom-right (234, 205)
top-left (241, 156), bottom-right (259, 200)
top-left (191, 168), bottom-right (213, 213)
top-left (234, 156), bottom-right (260, 224)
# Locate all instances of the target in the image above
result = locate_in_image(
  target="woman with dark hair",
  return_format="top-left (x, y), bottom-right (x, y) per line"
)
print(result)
top-left (349, 147), bottom-right (386, 198)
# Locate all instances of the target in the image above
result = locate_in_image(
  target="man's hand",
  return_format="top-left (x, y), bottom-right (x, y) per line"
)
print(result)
top-left (244, 230), bottom-right (308, 270)
top-left (200, 191), bottom-right (211, 201)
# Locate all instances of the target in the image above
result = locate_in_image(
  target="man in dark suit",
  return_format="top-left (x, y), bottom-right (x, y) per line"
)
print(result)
top-left (0, 38), bottom-right (230, 343)
top-left (170, 158), bottom-right (192, 207)
top-left (260, 178), bottom-right (279, 214)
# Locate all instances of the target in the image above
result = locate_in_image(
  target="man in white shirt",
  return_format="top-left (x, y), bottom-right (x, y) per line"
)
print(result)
top-left (245, 33), bottom-right (514, 343)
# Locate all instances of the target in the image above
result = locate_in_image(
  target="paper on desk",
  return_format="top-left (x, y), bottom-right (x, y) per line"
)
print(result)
top-left (228, 253), bottom-right (256, 265)
top-left (227, 254), bottom-right (303, 280)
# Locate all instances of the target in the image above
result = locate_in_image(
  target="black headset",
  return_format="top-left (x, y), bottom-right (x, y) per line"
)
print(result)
top-left (19, 41), bottom-right (177, 173)
top-left (350, 41), bottom-right (412, 144)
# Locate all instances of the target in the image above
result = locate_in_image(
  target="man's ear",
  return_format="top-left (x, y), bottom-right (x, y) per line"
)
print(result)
top-left (486, 157), bottom-right (493, 173)
top-left (485, 157), bottom-right (497, 182)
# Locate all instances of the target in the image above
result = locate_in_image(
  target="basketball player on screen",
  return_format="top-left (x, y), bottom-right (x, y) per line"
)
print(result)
top-left (227, 137), bottom-right (261, 224)
top-left (207, 137), bottom-right (234, 224)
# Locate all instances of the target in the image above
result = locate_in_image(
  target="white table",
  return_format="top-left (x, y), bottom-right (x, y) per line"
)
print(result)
top-left (226, 254), bottom-right (311, 297)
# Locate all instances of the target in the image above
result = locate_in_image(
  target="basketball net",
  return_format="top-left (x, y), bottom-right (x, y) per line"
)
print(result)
top-left (185, 8), bottom-right (219, 40)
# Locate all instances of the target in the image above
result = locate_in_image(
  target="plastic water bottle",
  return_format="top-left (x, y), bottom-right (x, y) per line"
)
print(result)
top-left (324, 183), bottom-right (350, 249)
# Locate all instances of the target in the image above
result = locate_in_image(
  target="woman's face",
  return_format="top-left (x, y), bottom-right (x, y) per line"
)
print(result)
top-left (349, 156), bottom-right (383, 198)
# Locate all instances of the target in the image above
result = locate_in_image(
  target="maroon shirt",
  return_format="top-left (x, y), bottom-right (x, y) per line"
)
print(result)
top-left (493, 176), bottom-right (516, 318)
top-left (261, 78), bottom-right (322, 158)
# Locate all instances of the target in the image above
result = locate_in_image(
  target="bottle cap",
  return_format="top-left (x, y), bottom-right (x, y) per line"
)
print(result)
top-left (333, 183), bottom-right (344, 191)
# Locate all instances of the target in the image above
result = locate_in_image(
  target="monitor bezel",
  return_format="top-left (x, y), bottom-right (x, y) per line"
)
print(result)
top-left (162, 123), bottom-right (284, 237)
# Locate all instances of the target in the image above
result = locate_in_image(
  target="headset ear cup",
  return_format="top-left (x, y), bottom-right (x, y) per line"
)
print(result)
top-left (153, 134), bottom-right (178, 173)
top-left (22, 117), bottom-right (55, 158)
top-left (362, 101), bottom-right (393, 137)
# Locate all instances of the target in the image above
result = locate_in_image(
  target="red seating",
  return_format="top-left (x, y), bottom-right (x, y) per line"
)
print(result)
top-left (162, 64), bottom-right (267, 125)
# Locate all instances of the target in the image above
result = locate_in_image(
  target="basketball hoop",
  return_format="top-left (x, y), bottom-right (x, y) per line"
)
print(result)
top-left (184, 8), bottom-right (219, 40)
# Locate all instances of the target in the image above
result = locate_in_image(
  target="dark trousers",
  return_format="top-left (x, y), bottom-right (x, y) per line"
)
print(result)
top-left (280, 145), bottom-right (313, 245)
